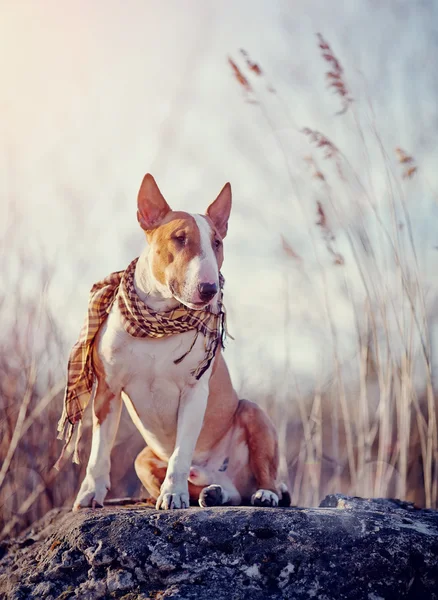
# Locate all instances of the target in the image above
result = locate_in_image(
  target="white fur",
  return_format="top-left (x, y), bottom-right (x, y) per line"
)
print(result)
top-left (156, 376), bottom-right (209, 509)
top-left (73, 213), bottom-right (219, 510)
top-left (74, 298), bottom-right (258, 510)
top-left (173, 215), bottom-right (219, 307)
top-left (193, 214), bottom-right (218, 285)
top-left (100, 303), bottom-right (212, 459)
top-left (73, 300), bottom-right (214, 510)
top-left (73, 207), bottom-right (274, 512)
top-left (73, 390), bottom-right (122, 510)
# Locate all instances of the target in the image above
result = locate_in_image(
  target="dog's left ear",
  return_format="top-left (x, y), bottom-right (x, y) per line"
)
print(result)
top-left (137, 173), bottom-right (171, 231)
top-left (206, 182), bottom-right (232, 238)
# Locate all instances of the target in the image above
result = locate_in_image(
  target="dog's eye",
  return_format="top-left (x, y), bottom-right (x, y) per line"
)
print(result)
top-left (174, 234), bottom-right (186, 245)
top-left (214, 238), bottom-right (222, 250)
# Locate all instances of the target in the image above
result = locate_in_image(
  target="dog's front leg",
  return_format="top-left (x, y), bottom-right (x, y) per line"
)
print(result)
top-left (156, 377), bottom-right (209, 510)
top-left (73, 383), bottom-right (122, 510)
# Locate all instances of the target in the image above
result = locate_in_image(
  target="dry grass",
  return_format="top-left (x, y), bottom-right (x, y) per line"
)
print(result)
top-left (0, 200), bottom-right (144, 540)
top-left (229, 35), bottom-right (437, 508)
top-left (1, 34), bottom-right (436, 541)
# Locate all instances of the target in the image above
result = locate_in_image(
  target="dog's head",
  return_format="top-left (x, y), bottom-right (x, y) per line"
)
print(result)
top-left (137, 173), bottom-right (232, 310)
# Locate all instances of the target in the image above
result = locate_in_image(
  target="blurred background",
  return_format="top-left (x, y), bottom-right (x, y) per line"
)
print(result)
top-left (1, 0), bottom-right (438, 538)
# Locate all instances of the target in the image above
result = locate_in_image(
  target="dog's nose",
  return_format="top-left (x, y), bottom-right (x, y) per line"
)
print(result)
top-left (198, 282), bottom-right (218, 302)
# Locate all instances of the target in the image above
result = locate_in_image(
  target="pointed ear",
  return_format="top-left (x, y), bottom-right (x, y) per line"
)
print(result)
top-left (206, 182), bottom-right (232, 238)
top-left (137, 174), bottom-right (171, 231)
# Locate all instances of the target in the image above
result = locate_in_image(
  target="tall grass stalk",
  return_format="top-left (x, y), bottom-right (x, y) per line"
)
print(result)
top-left (229, 35), bottom-right (437, 507)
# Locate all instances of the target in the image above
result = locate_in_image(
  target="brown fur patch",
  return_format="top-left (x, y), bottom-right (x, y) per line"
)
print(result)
top-left (235, 399), bottom-right (279, 494)
top-left (135, 446), bottom-right (167, 499)
top-left (134, 446), bottom-right (205, 504)
top-left (146, 212), bottom-right (201, 290)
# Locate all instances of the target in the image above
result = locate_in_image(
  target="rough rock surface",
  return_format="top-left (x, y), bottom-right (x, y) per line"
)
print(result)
top-left (1, 495), bottom-right (437, 599)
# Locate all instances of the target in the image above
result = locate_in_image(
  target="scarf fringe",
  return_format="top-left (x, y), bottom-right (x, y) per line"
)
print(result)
top-left (55, 386), bottom-right (92, 469)
top-left (174, 331), bottom-right (199, 365)
top-left (54, 420), bottom-right (83, 469)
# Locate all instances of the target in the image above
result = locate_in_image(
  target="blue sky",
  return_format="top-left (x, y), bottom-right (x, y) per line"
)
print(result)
top-left (1, 0), bottom-right (438, 393)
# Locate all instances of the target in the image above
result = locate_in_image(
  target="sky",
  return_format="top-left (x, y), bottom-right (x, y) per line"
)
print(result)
top-left (1, 0), bottom-right (438, 394)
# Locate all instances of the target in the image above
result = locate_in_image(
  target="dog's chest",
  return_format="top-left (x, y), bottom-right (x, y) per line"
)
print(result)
top-left (97, 304), bottom-right (207, 401)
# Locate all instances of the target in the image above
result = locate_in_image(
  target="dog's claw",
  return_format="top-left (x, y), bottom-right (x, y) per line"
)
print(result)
top-left (251, 489), bottom-right (279, 507)
top-left (156, 491), bottom-right (189, 510)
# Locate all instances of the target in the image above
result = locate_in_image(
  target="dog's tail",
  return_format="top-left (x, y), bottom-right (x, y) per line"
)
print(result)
top-left (278, 482), bottom-right (291, 507)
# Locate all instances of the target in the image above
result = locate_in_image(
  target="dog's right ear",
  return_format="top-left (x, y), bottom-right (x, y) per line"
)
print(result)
top-left (137, 174), bottom-right (171, 231)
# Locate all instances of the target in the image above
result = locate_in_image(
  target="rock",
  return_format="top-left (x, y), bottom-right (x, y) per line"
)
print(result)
top-left (0, 495), bottom-right (437, 599)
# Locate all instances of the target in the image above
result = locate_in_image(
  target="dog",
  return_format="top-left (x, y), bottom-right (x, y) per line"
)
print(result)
top-left (73, 173), bottom-right (289, 510)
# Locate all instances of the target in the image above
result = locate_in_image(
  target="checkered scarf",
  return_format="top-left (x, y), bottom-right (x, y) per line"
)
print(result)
top-left (56, 257), bottom-right (228, 466)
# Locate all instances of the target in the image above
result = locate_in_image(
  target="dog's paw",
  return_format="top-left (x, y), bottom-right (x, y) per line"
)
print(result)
top-left (278, 482), bottom-right (291, 507)
top-left (251, 489), bottom-right (279, 507)
top-left (199, 484), bottom-right (228, 507)
top-left (73, 476), bottom-right (109, 511)
top-left (156, 491), bottom-right (190, 510)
